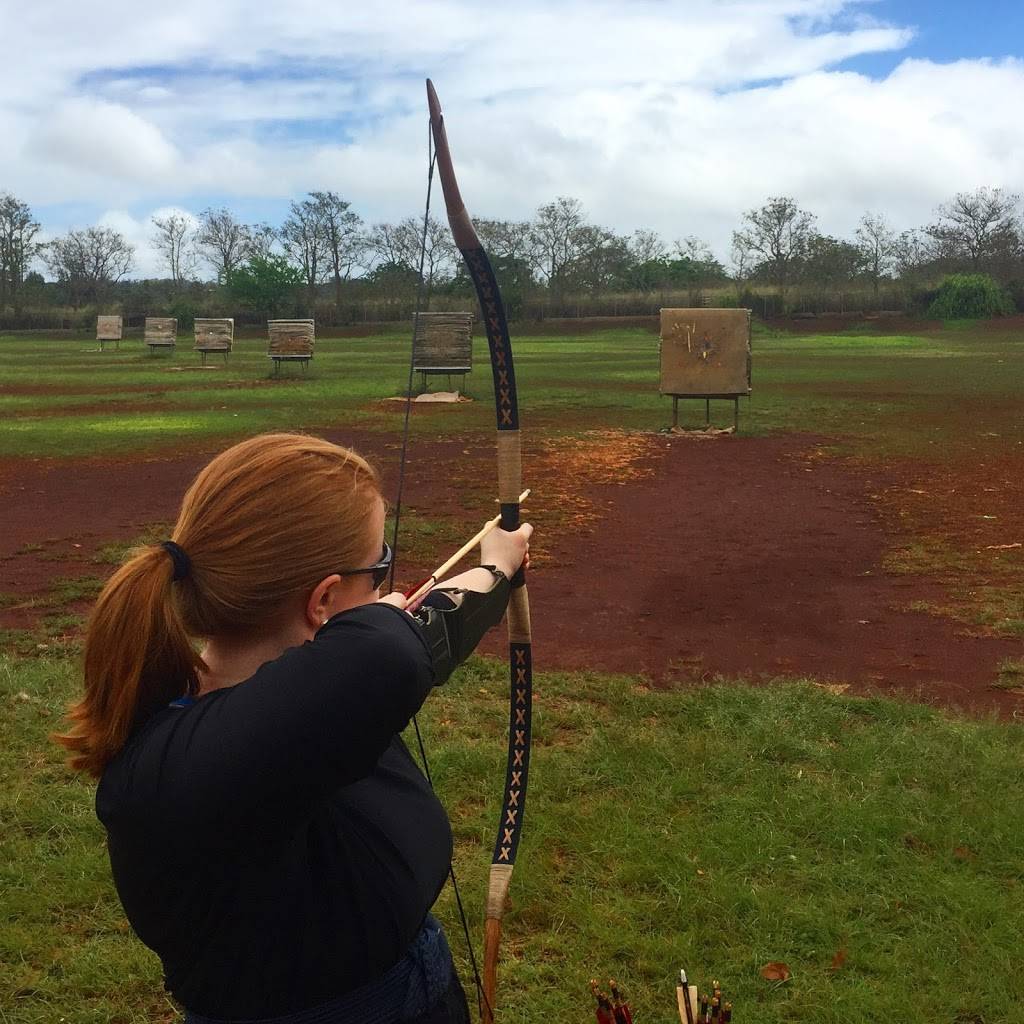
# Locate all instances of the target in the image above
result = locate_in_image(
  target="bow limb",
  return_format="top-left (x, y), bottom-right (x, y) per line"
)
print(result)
top-left (427, 79), bottom-right (533, 1024)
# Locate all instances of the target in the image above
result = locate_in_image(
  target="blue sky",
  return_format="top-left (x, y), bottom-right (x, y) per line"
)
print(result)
top-left (843, 0), bottom-right (1024, 76)
top-left (2, 0), bottom-right (1022, 277)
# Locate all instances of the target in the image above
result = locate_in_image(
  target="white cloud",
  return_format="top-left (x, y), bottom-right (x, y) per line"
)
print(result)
top-left (3, 0), bottom-right (1022, 277)
top-left (29, 98), bottom-right (180, 185)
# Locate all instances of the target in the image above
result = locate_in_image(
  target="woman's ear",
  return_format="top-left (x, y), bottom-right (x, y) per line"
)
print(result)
top-left (307, 574), bottom-right (343, 629)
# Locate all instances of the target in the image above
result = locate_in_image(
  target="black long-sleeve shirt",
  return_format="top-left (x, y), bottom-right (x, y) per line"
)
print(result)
top-left (96, 589), bottom-right (506, 1019)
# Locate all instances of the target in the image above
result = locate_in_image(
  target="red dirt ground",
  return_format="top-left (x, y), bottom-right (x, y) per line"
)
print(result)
top-left (1, 432), bottom-right (1021, 716)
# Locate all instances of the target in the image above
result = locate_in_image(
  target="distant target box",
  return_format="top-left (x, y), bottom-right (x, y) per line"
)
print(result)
top-left (96, 315), bottom-right (123, 341)
top-left (268, 319), bottom-right (315, 357)
top-left (144, 317), bottom-right (177, 347)
top-left (194, 318), bottom-right (234, 352)
top-left (412, 312), bottom-right (473, 372)
top-left (659, 308), bottom-right (752, 397)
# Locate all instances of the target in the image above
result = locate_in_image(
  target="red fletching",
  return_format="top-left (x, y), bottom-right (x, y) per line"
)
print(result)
top-left (403, 576), bottom-right (433, 599)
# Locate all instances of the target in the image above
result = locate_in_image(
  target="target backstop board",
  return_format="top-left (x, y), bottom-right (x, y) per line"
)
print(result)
top-left (412, 312), bottom-right (473, 373)
top-left (659, 308), bottom-right (752, 397)
top-left (96, 316), bottom-right (123, 342)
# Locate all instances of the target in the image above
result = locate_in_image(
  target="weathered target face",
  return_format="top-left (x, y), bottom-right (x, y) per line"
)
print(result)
top-left (268, 319), bottom-right (315, 356)
top-left (193, 318), bottom-right (234, 352)
top-left (412, 311), bottom-right (474, 373)
top-left (96, 315), bottom-right (123, 342)
top-left (659, 308), bottom-right (752, 396)
top-left (144, 317), bottom-right (178, 346)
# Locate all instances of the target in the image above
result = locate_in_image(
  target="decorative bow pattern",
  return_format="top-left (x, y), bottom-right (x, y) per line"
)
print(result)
top-left (426, 79), bottom-right (534, 1024)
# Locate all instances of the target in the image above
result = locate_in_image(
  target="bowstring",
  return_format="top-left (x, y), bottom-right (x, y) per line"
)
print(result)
top-left (389, 119), bottom-right (490, 1022)
top-left (388, 122), bottom-right (434, 589)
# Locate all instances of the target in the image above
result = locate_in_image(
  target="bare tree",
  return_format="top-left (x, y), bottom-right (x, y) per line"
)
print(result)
top-left (368, 217), bottom-right (455, 307)
top-left (368, 219), bottom-right (421, 273)
top-left (926, 187), bottom-right (1021, 270)
top-left (562, 226), bottom-right (628, 293)
top-left (855, 212), bottom-right (897, 303)
top-left (281, 198), bottom-right (330, 308)
top-left (308, 191), bottom-right (363, 313)
top-left (892, 228), bottom-right (929, 283)
top-left (891, 228), bottom-right (932, 307)
top-left (196, 208), bottom-right (251, 282)
top-left (529, 196), bottom-right (590, 286)
top-left (673, 235), bottom-right (720, 298)
top-left (0, 192), bottom-right (42, 312)
top-left (476, 219), bottom-right (537, 265)
top-left (248, 223), bottom-right (278, 261)
top-left (673, 236), bottom-right (715, 263)
top-left (419, 217), bottom-right (457, 303)
top-left (802, 234), bottom-right (864, 312)
top-left (732, 196), bottom-right (817, 303)
top-left (151, 213), bottom-right (197, 289)
top-left (44, 227), bottom-right (134, 307)
top-left (729, 236), bottom-right (755, 299)
top-left (629, 229), bottom-right (667, 263)
top-left (985, 217), bottom-right (1024, 283)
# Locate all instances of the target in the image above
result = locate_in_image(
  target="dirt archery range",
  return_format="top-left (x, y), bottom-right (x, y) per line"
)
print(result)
top-left (4, 317), bottom-right (1023, 1023)
top-left (4, 36), bottom-right (1024, 1020)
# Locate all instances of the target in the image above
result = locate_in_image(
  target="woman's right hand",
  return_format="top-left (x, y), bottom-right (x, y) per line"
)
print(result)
top-left (480, 522), bottom-right (533, 579)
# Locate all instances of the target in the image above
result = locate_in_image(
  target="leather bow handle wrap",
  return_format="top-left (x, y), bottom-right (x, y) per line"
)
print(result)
top-left (427, 79), bottom-right (533, 1024)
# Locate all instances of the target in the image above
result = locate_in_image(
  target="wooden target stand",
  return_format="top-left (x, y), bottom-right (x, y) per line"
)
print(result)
top-left (268, 319), bottom-right (315, 375)
top-left (668, 392), bottom-right (745, 431)
top-left (96, 315), bottom-right (123, 352)
top-left (417, 365), bottom-right (470, 391)
top-left (144, 317), bottom-right (178, 355)
top-left (194, 318), bottom-right (234, 365)
top-left (660, 308), bottom-right (752, 432)
top-left (412, 311), bottom-right (473, 392)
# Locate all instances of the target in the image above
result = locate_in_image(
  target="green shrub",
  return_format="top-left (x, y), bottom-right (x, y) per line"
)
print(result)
top-left (226, 255), bottom-right (304, 319)
top-left (167, 299), bottom-right (198, 331)
top-left (927, 273), bottom-right (1014, 319)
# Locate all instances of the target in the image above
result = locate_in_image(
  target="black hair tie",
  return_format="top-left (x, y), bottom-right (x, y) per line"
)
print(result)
top-left (160, 541), bottom-right (191, 582)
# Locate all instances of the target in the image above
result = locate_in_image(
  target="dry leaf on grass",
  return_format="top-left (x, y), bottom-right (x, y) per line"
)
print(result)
top-left (759, 962), bottom-right (791, 982)
top-left (828, 948), bottom-right (848, 973)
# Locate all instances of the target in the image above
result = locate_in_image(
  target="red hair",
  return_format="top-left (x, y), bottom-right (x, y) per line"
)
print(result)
top-left (55, 433), bottom-right (381, 777)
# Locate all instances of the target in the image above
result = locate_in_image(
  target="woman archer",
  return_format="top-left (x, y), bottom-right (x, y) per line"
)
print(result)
top-left (55, 432), bottom-right (531, 1024)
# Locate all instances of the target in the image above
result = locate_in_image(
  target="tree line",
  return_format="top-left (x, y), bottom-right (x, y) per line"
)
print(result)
top-left (0, 186), bottom-right (1021, 328)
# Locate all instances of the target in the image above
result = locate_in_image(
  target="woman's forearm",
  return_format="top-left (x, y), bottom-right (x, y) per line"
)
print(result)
top-left (436, 565), bottom-right (508, 593)
top-left (414, 570), bottom-right (511, 684)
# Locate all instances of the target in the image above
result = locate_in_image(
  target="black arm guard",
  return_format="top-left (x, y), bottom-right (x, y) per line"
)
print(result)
top-left (413, 569), bottom-right (511, 685)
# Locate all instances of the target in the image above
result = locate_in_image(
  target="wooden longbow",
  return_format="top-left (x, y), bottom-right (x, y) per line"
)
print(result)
top-left (426, 79), bottom-right (533, 1024)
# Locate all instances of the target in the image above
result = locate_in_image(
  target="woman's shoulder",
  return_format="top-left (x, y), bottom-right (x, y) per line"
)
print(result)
top-left (316, 601), bottom-right (431, 661)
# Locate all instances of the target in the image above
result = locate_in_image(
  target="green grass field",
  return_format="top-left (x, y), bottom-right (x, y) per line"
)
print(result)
top-left (4, 658), bottom-right (1023, 1023)
top-left (2, 322), bottom-right (1022, 459)
top-left (2, 320), bottom-right (1023, 1022)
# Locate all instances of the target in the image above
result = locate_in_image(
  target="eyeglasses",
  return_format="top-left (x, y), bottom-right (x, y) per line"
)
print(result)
top-left (338, 542), bottom-right (393, 591)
